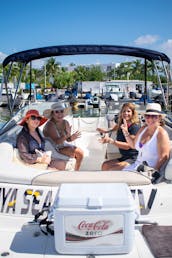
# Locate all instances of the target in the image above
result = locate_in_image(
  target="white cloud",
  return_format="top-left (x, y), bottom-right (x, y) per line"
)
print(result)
top-left (0, 52), bottom-right (7, 63)
top-left (32, 59), bottom-right (45, 69)
top-left (160, 39), bottom-right (172, 60)
top-left (134, 35), bottom-right (159, 45)
top-left (133, 36), bottom-right (172, 62)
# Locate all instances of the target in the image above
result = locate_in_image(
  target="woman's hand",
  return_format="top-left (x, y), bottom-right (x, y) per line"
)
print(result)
top-left (98, 134), bottom-right (114, 144)
top-left (65, 124), bottom-right (72, 138)
top-left (120, 119), bottom-right (135, 148)
top-left (36, 150), bottom-right (51, 164)
top-left (70, 130), bottom-right (81, 141)
top-left (121, 118), bottom-right (129, 135)
top-left (40, 153), bottom-right (51, 164)
top-left (96, 127), bottom-right (107, 133)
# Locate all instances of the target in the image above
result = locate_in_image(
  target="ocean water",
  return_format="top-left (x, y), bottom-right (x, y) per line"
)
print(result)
top-left (0, 106), bottom-right (24, 128)
top-left (0, 107), bottom-right (11, 119)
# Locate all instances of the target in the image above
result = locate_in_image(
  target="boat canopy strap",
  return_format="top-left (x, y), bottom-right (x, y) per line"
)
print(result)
top-left (3, 45), bottom-right (170, 67)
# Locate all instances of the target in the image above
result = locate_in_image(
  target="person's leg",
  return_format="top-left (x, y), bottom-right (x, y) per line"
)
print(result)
top-left (102, 159), bottom-right (130, 171)
top-left (59, 146), bottom-right (84, 170)
top-left (74, 147), bottom-right (84, 170)
top-left (49, 159), bottom-right (66, 170)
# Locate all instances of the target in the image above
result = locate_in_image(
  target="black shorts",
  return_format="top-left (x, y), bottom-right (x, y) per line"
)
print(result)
top-left (117, 155), bottom-right (137, 163)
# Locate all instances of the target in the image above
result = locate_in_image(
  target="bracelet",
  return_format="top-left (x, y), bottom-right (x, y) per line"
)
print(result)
top-left (66, 136), bottom-right (71, 141)
top-left (124, 133), bottom-right (129, 137)
top-left (109, 139), bottom-right (114, 144)
top-left (108, 128), bottom-right (113, 133)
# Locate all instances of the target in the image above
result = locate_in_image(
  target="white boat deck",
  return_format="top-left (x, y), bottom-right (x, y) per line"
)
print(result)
top-left (0, 213), bottom-right (172, 258)
top-left (0, 181), bottom-right (172, 258)
top-left (1, 104), bottom-right (172, 258)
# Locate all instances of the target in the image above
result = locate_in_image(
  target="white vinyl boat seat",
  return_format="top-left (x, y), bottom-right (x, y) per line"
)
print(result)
top-left (0, 142), bottom-right (75, 184)
top-left (13, 147), bottom-right (76, 171)
top-left (164, 147), bottom-right (172, 181)
top-left (0, 142), bottom-right (151, 186)
top-left (0, 140), bottom-right (172, 186)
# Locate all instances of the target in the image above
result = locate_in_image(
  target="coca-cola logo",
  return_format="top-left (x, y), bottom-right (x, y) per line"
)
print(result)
top-left (78, 220), bottom-right (111, 231)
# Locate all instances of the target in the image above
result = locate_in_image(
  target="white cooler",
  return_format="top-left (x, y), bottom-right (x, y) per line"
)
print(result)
top-left (53, 183), bottom-right (137, 255)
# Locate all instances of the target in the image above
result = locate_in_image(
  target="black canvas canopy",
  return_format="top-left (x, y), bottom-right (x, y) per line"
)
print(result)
top-left (3, 44), bottom-right (170, 67)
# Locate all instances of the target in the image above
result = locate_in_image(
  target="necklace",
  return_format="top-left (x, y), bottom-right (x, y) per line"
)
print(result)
top-left (139, 142), bottom-right (144, 148)
top-left (53, 119), bottom-right (66, 137)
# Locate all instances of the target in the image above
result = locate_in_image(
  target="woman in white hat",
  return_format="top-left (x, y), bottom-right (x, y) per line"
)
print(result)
top-left (43, 102), bottom-right (84, 170)
top-left (120, 103), bottom-right (170, 180)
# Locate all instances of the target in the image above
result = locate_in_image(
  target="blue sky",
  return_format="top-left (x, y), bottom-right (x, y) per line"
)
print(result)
top-left (0, 0), bottom-right (172, 66)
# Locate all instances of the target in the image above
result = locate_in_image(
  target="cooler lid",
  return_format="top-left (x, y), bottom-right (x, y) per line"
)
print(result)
top-left (56, 183), bottom-right (136, 210)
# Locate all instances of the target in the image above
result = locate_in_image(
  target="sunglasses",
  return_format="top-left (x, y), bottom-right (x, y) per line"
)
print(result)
top-left (30, 115), bottom-right (42, 121)
top-left (54, 110), bottom-right (64, 114)
top-left (144, 114), bottom-right (159, 119)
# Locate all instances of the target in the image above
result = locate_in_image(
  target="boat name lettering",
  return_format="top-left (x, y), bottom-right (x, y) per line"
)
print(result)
top-left (0, 187), bottom-right (157, 215)
top-left (131, 189), bottom-right (157, 215)
top-left (0, 188), bottom-right (18, 213)
top-left (0, 187), bottom-right (52, 215)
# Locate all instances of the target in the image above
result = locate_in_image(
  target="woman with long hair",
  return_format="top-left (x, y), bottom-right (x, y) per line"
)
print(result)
top-left (98, 102), bottom-right (140, 170)
top-left (16, 109), bottom-right (66, 170)
top-left (121, 103), bottom-right (170, 177)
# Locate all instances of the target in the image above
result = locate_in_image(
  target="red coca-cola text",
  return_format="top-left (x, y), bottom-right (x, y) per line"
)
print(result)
top-left (78, 220), bottom-right (111, 231)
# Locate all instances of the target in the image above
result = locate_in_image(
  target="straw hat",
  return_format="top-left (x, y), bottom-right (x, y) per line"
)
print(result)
top-left (43, 102), bottom-right (71, 119)
top-left (19, 109), bottom-right (47, 126)
top-left (144, 103), bottom-right (165, 117)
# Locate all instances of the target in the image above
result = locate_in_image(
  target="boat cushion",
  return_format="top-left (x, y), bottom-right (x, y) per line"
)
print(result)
top-left (0, 142), bottom-right (14, 163)
top-left (0, 142), bottom-right (76, 185)
top-left (13, 146), bottom-right (75, 171)
top-left (13, 148), bottom-right (48, 170)
top-left (31, 170), bottom-right (151, 186)
top-left (0, 142), bottom-right (47, 184)
top-left (164, 148), bottom-right (172, 180)
top-left (0, 142), bottom-right (151, 186)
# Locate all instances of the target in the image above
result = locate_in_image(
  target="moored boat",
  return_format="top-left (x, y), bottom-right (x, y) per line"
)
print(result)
top-left (0, 44), bottom-right (172, 258)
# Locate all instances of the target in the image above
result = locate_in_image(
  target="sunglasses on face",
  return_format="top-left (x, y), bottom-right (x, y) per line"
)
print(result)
top-left (30, 115), bottom-right (42, 121)
top-left (144, 114), bottom-right (159, 119)
top-left (54, 110), bottom-right (64, 114)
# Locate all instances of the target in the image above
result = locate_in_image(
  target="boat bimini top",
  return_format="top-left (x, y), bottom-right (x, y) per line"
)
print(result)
top-left (2, 44), bottom-right (171, 66)
top-left (2, 44), bottom-right (172, 114)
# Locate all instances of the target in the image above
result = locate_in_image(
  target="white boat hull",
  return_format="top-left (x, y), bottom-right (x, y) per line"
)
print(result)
top-left (0, 181), bottom-right (172, 258)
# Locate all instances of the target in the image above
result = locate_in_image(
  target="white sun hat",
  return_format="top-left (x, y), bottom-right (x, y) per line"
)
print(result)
top-left (144, 103), bottom-right (166, 117)
top-left (43, 101), bottom-right (71, 119)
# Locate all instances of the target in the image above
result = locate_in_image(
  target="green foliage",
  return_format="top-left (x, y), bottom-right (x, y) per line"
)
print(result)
top-left (2, 58), bottom-right (168, 89)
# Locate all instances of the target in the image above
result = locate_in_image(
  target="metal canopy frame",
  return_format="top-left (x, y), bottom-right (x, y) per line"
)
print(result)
top-left (3, 44), bottom-right (170, 67)
top-left (2, 44), bottom-right (171, 115)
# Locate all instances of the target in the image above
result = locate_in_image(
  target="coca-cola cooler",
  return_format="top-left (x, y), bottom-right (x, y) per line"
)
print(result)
top-left (53, 183), bottom-right (137, 255)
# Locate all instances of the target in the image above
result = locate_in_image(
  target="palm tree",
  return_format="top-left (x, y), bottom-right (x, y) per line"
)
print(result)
top-left (45, 58), bottom-right (61, 86)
